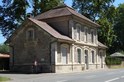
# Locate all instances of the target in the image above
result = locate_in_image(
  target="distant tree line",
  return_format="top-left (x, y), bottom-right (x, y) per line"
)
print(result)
top-left (0, 44), bottom-right (9, 54)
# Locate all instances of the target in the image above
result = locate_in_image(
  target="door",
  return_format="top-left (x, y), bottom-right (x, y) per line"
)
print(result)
top-left (85, 50), bottom-right (89, 69)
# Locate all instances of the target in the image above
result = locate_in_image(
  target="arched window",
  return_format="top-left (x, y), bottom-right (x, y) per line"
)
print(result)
top-left (84, 49), bottom-right (89, 69)
top-left (27, 28), bottom-right (34, 41)
top-left (61, 46), bottom-right (67, 64)
top-left (85, 50), bottom-right (88, 63)
top-left (60, 44), bottom-right (69, 64)
top-left (77, 48), bottom-right (81, 63)
top-left (91, 50), bottom-right (95, 63)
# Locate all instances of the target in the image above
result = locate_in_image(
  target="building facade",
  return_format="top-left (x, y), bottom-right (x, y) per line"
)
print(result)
top-left (6, 5), bottom-right (107, 73)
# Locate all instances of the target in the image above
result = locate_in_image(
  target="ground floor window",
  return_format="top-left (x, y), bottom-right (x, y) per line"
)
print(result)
top-left (61, 46), bottom-right (68, 64)
top-left (85, 50), bottom-right (88, 64)
top-left (77, 48), bottom-right (81, 63)
top-left (91, 50), bottom-right (95, 63)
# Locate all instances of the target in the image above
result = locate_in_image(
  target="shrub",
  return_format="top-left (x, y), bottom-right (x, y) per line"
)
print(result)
top-left (105, 56), bottom-right (122, 65)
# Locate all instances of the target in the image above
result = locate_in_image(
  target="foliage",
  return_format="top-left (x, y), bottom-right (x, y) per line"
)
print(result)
top-left (119, 51), bottom-right (124, 55)
top-left (97, 17), bottom-right (116, 47)
top-left (72, 0), bottom-right (116, 48)
top-left (0, 44), bottom-right (9, 54)
top-left (113, 4), bottom-right (124, 51)
top-left (0, 0), bottom-right (64, 38)
top-left (72, 0), bottom-right (115, 21)
top-left (105, 56), bottom-right (122, 65)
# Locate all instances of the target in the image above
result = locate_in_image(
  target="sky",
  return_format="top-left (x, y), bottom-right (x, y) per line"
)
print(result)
top-left (0, 0), bottom-right (124, 44)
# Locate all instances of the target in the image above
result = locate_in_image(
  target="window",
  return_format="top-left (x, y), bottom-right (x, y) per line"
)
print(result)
top-left (88, 28), bottom-right (91, 43)
top-left (84, 28), bottom-right (88, 42)
top-left (91, 51), bottom-right (95, 63)
top-left (61, 46), bottom-right (67, 64)
top-left (77, 49), bottom-right (81, 63)
top-left (27, 29), bottom-right (34, 40)
top-left (74, 27), bottom-right (77, 40)
top-left (91, 30), bottom-right (94, 43)
top-left (85, 50), bottom-right (88, 64)
top-left (81, 27), bottom-right (84, 41)
top-left (94, 30), bottom-right (97, 44)
top-left (77, 26), bottom-right (80, 40)
top-left (75, 24), bottom-right (81, 41)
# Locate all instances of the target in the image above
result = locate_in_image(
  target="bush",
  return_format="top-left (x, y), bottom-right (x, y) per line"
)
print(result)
top-left (105, 56), bottom-right (122, 65)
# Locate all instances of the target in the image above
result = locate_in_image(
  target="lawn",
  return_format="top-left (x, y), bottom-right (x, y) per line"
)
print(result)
top-left (0, 76), bottom-right (11, 82)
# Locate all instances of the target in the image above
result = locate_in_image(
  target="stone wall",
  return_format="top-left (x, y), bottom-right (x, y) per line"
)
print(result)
top-left (10, 21), bottom-right (56, 73)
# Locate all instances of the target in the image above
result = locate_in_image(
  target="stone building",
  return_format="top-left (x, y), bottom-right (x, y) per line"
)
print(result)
top-left (6, 5), bottom-right (107, 73)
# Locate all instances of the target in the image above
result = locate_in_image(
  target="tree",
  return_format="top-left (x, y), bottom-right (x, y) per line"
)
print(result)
top-left (0, 44), bottom-right (9, 54)
top-left (0, 0), bottom-right (64, 38)
top-left (72, 0), bottom-right (116, 48)
top-left (113, 4), bottom-right (124, 51)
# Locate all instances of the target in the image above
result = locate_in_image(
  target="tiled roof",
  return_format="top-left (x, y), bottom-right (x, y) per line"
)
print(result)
top-left (34, 5), bottom-right (100, 27)
top-left (0, 53), bottom-right (10, 58)
top-left (29, 18), bottom-right (73, 41)
top-left (98, 41), bottom-right (108, 49)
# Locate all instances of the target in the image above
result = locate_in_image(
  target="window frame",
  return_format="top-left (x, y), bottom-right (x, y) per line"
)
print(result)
top-left (91, 29), bottom-right (94, 43)
top-left (91, 50), bottom-right (95, 64)
top-left (60, 44), bottom-right (69, 64)
top-left (77, 48), bottom-right (82, 64)
top-left (76, 24), bottom-right (81, 41)
top-left (84, 27), bottom-right (88, 42)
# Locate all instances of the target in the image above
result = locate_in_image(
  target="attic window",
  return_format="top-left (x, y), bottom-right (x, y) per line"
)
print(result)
top-left (27, 28), bottom-right (34, 41)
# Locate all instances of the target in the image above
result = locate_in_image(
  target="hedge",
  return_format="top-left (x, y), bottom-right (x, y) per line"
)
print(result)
top-left (105, 57), bottom-right (122, 65)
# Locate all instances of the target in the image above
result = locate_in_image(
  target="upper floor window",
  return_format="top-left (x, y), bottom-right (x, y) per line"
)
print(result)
top-left (27, 28), bottom-right (34, 41)
top-left (91, 30), bottom-right (94, 43)
top-left (84, 28), bottom-right (88, 42)
top-left (76, 24), bottom-right (80, 40)
top-left (81, 27), bottom-right (84, 41)
top-left (88, 28), bottom-right (91, 43)
top-left (76, 24), bottom-right (81, 40)
top-left (94, 30), bottom-right (97, 44)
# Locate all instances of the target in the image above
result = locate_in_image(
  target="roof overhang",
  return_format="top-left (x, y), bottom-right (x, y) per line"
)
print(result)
top-left (0, 53), bottom-right (10, 58)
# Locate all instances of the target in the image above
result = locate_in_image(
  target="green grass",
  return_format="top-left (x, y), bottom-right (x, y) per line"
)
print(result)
top-left (0, 76), bottom-right (11, 82)
top-left (107, 65), bottom-right (124, 69)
